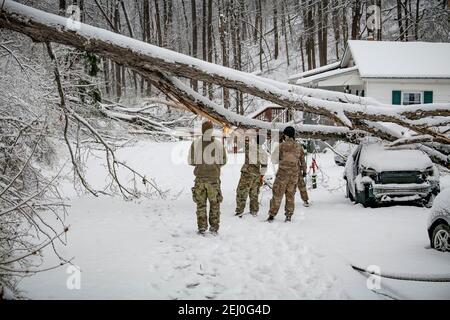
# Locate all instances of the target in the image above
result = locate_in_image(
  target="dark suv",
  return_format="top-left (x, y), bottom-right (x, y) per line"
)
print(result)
top-left (343, 141), bottom-right (440, 207)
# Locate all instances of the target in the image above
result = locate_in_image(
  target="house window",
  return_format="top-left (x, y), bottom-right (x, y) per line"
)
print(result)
top-left (402, 91), bottom-right (423, 105)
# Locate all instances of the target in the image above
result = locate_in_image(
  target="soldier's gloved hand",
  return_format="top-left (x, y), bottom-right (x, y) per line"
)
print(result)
top-left (259, 175), bottom-right (264, 185)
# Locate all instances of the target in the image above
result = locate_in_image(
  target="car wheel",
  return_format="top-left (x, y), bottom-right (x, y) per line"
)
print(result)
top-left (357, 185), bottom-right (375, 208)
top-left (432, 224), bottom-right (450, 252)
top-left (361, 198), bottom-right (375, 208)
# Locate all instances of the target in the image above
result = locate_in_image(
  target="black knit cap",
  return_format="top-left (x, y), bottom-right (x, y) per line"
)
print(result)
top-left (283, 126), bottom-right (295, 139)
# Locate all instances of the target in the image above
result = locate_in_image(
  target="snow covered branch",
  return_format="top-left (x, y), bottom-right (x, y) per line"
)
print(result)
top-left (387, 135), bottom-right (434, 147)
top-left (46, 42), bottom-right (167, 199)
top-left (152, 72), bottom-right (364, 141)
top-left (0, 117), bottom-right (68, 297)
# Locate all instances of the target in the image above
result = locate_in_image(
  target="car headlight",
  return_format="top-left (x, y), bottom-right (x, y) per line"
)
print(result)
top-left (362, 168), bottom-right (378, 181)
top-left (423, 166), bottom-right (434, 177)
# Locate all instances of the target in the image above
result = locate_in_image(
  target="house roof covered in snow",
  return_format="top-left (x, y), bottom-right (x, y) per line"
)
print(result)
top-left (287, 62), bottom-right (340, 82)
top-left (343, 40), bottom-right (450, 79)
top-left (295, 66), bottom-right (359, 85)
top-left (289, 40), bottom-right (450, 84)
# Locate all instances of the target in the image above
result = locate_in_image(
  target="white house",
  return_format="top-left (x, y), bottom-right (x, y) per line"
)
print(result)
top-left (288, 41), bottom-right (450, 105)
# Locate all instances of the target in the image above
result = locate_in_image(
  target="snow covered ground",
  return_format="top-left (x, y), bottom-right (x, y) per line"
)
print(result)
top-left (19, 140), bottom-right (450, 299)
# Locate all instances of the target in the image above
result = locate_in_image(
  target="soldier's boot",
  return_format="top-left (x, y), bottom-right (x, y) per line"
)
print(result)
top-left (209, 223), bottom-right (219, 235)
top-left (285, 216), bottom-right (292, 222)
top-left (267, 215), bottom-right (274, 223)
top-left (303, 200), bottom-right (310, 207)
top-left (197, 229), bottom-right (206, 236)
top-left (250, 211), bottom-right (258, 217)
top-left (235, 211), bottom-right (244, 218)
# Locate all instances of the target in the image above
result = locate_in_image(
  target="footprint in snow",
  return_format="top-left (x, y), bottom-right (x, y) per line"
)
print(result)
top-left (186, 282), bottom-right (200, 289)
top-left (174, 263), bottom-right (191, 270)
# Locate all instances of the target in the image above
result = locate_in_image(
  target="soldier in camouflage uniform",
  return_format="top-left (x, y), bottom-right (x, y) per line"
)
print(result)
top-left (188, 121), bottom-right (227, 235)
top-left (267, 126), bottom-right (303, 222)
top-left (235, 134), bottom-right (268, 217)
top-left (297, 142), bottom-right (310, 207)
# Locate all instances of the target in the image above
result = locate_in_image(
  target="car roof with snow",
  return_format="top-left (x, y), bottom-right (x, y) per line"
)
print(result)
top-left (359, 143), bottom-right (433, 172)
top-left (343, 40), bottom-right (450, 79)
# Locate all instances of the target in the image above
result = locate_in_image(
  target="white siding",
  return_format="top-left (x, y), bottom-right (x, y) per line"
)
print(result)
top-left (365, 79), bottom-right (450, 104)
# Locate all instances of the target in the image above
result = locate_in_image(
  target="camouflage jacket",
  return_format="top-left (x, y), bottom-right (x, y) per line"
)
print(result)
top-left (241, 139), bottom-right (268, 176)
top-left (297, 142), bottom-right (307, 175)
top-left (188, 136), bottom-right (227, 178)
top-left (271, 137), bottom-right (303, 173)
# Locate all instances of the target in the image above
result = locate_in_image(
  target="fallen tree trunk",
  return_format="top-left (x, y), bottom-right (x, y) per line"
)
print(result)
top-left (151, 71), bottom-right (364, 141)
top-left (157, 74), bottom-right (449, 167)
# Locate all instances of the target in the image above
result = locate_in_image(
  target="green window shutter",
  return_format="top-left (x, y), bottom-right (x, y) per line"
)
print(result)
top-left (424, 91), bottom-right (433, 104)
top-left (392, 90), bottom-right (401, 105)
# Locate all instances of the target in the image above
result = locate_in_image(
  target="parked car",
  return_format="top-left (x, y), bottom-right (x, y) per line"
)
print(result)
top-left (427, 188), bottom-right (450, 252)
top-left (333, 142), bottom-right (355, 166)
top-left (343, 141), bottom-right (440, 208)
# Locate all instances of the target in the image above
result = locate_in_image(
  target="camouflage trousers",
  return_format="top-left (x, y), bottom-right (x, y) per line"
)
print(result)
top-left (235, 172), bottom-right (261, 215)
top-left (192, 177), bottom-right (223, 232)
top-left (297, 174), bottom-right (309, 202)
top-left (269, 168), bottom-right (299, 218)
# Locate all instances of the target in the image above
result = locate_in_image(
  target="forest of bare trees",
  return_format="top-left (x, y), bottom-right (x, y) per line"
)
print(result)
top-left (15, 0), bottom-right (446, 113)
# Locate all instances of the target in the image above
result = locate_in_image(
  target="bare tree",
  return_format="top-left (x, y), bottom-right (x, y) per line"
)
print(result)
top-left (257, 0), bottom-right (263, 71)
top-left (332, 0), bottom-right (341, 60)
top-left (281, 0), bottom-right (290, 66)
top-left (273, 1), bottom-right (279, 60)
top-left (0, 39), bottom-right (70, 298)
top-left (207, 0), bottom-right (213, 99)
top-left (397, 0), bottom-right (405, 41)
top-left (114, 2), bottom-right (122, 101)
top-left (219, 0), bottom-right (230, 109)
top-left (351, 0), bottom-right (362, 40)
top-left (154, 0), bottom-right (163, 46)
top-left (191, 0), bottom-right (198, 91)
top-left (58, 0), bottom-right (66, 16)
top-left (317, 0), bottom-right (329, 66)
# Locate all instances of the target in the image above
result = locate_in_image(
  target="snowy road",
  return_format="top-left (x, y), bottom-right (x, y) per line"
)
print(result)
top-left (19, 141), bottom-right (450, 299)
